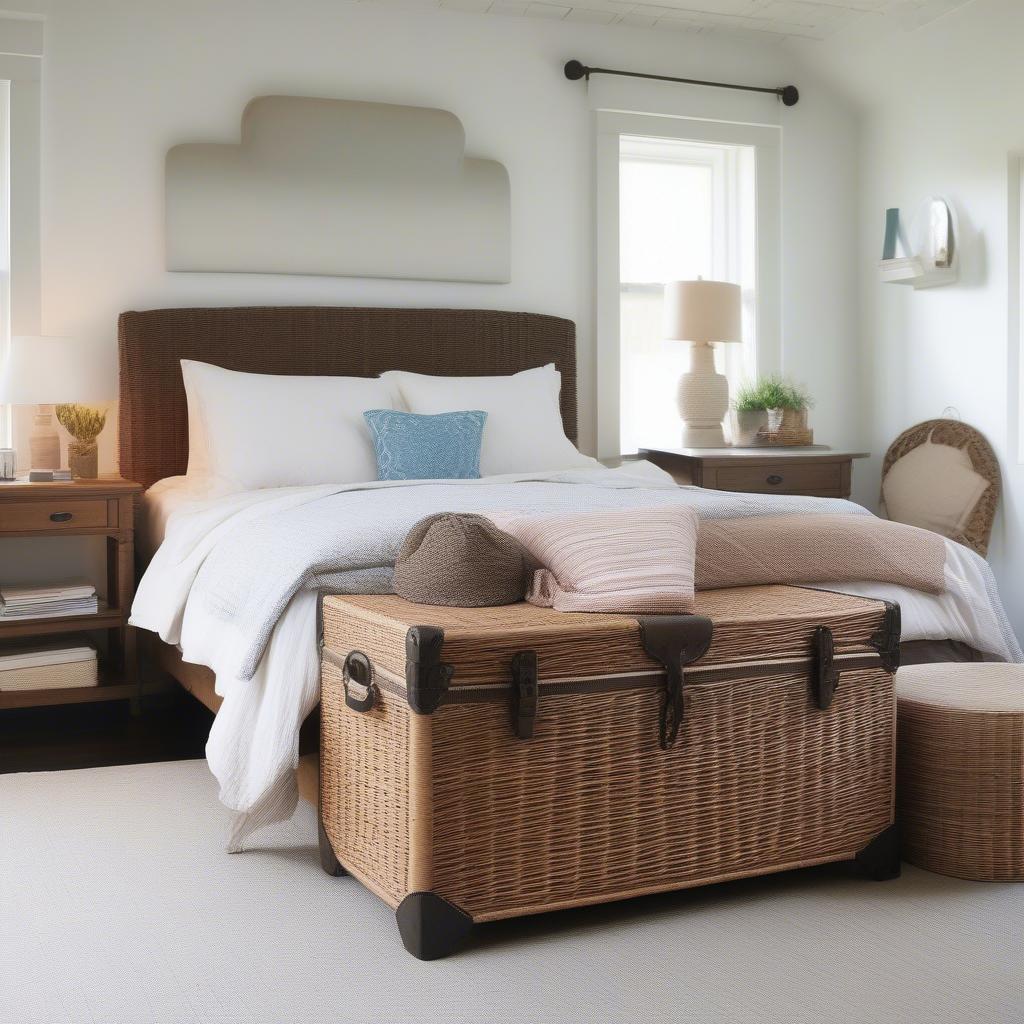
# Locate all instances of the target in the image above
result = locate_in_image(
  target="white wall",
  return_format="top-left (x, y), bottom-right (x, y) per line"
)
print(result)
top-left (6, 0), bottom-right (860, 473)
top-left (798, 0), bottom-right (1024, 635)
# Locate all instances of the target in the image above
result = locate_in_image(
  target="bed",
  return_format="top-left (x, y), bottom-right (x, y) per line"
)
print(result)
top-left (120, 304), bottom-right (1021, 849)
top-left (120, 306), bottom-right (581, 817)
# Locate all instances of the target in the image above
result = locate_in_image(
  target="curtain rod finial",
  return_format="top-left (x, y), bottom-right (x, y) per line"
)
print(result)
top-left (780, 85), bottom-right (799, 106)
top-left (564, 60), bottom-right (588, 81)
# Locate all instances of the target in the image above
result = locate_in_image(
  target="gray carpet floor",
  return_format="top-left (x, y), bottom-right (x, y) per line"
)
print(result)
top-left (1, 759), bottom-right (1021, 1024)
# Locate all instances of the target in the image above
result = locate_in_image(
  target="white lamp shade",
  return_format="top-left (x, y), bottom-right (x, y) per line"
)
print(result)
top-left (663, 280), bottom-right (743, 344)
top-left (0, 335), bottom-right (115, 405)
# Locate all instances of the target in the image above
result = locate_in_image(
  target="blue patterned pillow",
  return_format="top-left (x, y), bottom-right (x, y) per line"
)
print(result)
top-left (363, 409), bottom-right (487, 481)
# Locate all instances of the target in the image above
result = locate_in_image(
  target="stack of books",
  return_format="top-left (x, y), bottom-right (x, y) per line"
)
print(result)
top-left (879, 206), bottom-right (923, 284)
top-left (0, 641), bottom-right (98, 690)
top-left (0, 582), bottom-right (100, 621)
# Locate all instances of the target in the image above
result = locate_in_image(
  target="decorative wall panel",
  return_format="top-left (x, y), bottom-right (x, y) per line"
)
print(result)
top-left (166, 96), bottom-right (510, 283)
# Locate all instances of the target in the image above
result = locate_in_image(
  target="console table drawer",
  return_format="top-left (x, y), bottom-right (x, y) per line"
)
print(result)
top-left (710, 462), bottom-right (843, 495)
top-left (638, 446), bottom-right (867, 500)
top-left (0, 498), bottom-right (112, 533)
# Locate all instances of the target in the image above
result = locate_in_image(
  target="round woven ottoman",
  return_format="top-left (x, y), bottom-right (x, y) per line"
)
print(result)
top-left (896, 663), bottom-right (1024, 881)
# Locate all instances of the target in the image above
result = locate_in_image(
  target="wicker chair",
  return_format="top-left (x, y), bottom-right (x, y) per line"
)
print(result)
top-left (896, 663), bottom-right (1024, 882)
top-left (880, 418), bottom-right (999, 557)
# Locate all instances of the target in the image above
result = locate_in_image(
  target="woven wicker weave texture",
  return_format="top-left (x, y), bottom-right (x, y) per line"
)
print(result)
top-left (118, 306), bottom-right (577, 490)
top-left (321, 586), bottom-right (897, 923)
top-left (897, 665), bottom-right (1024, 881)
top-left (881, 418), bottom-right (1000, 557)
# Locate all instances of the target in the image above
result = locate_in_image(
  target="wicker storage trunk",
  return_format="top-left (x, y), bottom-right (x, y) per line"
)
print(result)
top-left (320, 585), bottom-right (901, 959)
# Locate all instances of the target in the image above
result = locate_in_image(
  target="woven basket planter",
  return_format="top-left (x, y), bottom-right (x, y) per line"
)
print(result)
top-left (68, 440), bottom-right (99, 479)
top-left (732, 407), bottom-right (814, 447)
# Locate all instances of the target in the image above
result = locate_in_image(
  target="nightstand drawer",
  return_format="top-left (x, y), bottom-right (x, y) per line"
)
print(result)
top-left (0, 498), bottom-right (112, 533)
top-left (711, 462), bottom-right (842, 495)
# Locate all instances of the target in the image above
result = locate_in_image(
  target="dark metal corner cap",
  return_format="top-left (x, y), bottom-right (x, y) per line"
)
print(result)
top-left (405, 624), bottom-right (453, 714)
top-left (396, 891), bottom-right (474, 960)
top-left (869, 601), bottom-right (902, 673)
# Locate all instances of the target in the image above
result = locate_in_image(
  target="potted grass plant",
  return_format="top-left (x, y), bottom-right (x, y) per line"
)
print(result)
top-left (730, 377), bottom-right (814, 446)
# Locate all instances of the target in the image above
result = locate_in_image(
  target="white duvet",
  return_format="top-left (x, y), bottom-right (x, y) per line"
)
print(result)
top-left (131, 464), bottom-right (1021, 851)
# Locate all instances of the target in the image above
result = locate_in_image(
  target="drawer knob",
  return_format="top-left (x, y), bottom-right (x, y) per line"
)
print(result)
top-left (49, 511), bottom-right (73, 523)
top-left (766, 474), bottom-right (784, 486)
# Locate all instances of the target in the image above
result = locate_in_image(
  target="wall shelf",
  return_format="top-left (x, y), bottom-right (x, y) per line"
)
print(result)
top-left (879, 197), bottom-right (958, 290)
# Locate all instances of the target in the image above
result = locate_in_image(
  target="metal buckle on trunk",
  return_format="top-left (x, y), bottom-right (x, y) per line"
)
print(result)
top-left (511, 650), bottom-right (539, 740)
top-left (637, 615), bottom-right (713, 751)
top-left (660, 659), bottom-right (685, 750)
top-left (812, 626), bottom-right (840, 710)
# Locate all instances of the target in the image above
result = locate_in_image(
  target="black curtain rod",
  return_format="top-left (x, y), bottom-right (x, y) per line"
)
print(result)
top-left (564, 59), bottom-right (799, 107)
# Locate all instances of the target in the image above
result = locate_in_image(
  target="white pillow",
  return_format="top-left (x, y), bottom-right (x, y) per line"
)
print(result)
top-left (382, 364), bottom-right (595, 476)
top-left (181, 359), bottom-right (399, 489)
top-left (882, 437), bottom-right (990, 537)
top-left (183, 366), bottom-right (212, 478)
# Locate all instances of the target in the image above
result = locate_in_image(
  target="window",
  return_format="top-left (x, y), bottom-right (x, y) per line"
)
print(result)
top-left (0, 19), bottom-right (43, 450)
top-left (0, 80), bottom-right (10, 445)
top-left (595, 112), bottom-right (780, 458)
top-left (619, 135), bottom-right (756, 454)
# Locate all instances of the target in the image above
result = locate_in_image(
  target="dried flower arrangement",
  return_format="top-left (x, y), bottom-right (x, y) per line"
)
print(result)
top-left (56, 403), bottom-right (107, 478)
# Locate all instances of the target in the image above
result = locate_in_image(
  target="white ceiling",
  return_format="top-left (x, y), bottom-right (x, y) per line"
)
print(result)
top-left (375, 0), bottom-right (973, 41)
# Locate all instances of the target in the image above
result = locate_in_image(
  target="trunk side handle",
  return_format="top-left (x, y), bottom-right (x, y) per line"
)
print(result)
top-left (343, 650), bottom-right (378, 713)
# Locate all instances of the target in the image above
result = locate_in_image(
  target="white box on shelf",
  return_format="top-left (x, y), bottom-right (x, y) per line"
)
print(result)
top-left (0, 644), bottom-right (98, 691)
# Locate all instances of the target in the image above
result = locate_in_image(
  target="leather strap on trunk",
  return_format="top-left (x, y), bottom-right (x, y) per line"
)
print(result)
top-left (637, 615), bottom-right (714, 750)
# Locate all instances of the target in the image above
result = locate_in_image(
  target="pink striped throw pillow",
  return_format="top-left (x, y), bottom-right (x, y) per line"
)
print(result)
top-left (486, 507), bottom-right (698, 614)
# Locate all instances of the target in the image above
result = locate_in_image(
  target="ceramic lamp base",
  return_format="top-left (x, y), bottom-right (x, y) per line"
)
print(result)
top-left (677, 342), bottom-right (730, 449)
top-left (682, 423), bottom-right (728, 447)
top-left (29, 404), bottom-right (62, 470)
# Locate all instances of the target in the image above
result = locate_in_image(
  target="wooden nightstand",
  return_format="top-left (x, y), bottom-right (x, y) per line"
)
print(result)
top-left (0, 476), bottom-right (146, 710)
top-left (638, 446), bottom-right (869, 499)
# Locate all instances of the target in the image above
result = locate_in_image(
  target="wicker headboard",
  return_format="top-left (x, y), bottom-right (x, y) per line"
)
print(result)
top-left (118, 306), bottom-right (577, 489)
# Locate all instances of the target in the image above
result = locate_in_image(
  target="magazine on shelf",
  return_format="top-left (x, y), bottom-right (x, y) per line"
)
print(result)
top-left (0, 598), bottom-right (102, 620)
top-left (0, 580), bottom-right (100, 620)
top-left (0, 581), bottom-right (96, 605)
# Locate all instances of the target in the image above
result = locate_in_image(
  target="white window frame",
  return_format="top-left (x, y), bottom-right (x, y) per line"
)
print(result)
top-left (595, 109), bottom-right (781, 459)
top-left (0, 19), bottom-right (43, 447)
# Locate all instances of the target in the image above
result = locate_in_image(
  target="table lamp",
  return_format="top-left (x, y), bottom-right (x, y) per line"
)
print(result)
top-left (663, 279), bottom-right (742, 448)
top-left (0, 335), bottom-right (114, 477)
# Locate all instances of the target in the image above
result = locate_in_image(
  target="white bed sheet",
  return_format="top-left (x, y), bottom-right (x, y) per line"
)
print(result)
top-left (139, 475), bottom-right (240, 559)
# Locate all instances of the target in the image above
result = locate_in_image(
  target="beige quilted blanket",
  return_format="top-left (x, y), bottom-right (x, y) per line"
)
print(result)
top-left (696, 514), bottom-right (946, 594)
top-left (488, 509), bottom-right (946, 615)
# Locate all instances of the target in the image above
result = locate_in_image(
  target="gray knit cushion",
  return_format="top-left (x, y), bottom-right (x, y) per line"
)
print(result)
top-left (393, 513), bottom-right (531, 607)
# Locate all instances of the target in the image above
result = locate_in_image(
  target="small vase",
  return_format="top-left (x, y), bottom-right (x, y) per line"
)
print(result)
top-left (731, 409), bottom-right (769, 446)
top-left (68, 440), bottom-right (99, 479)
